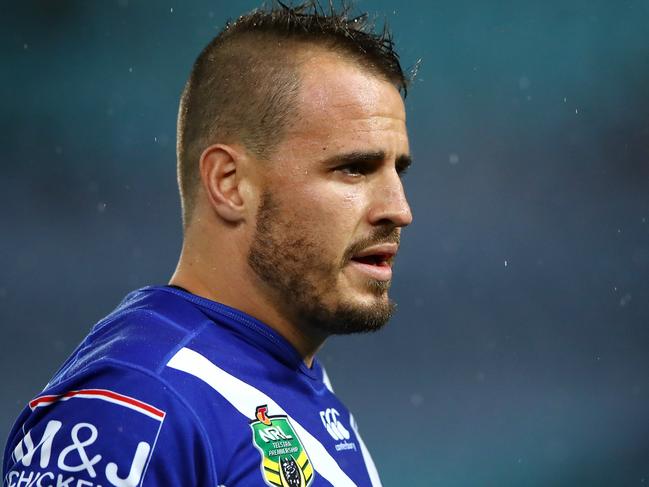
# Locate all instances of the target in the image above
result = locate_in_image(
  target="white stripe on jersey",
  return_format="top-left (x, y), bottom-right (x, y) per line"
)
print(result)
top-left (321, 367), bottom-right (334, 393)
top-left (320, 366), bottom-right (381, 485)
top-left (350, 414), bottom-right (382, 487)
top-left (167, 347), bottom-right (358, 487)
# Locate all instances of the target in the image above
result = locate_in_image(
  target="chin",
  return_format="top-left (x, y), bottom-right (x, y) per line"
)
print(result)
top-left (305, 291), bottom-right (396, 336)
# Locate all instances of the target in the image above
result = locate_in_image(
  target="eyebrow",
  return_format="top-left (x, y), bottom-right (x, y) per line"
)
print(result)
top-left (321, 150), bottom-right (413, 172)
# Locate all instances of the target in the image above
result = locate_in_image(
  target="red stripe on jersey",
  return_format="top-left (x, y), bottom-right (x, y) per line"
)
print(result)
top-left (29, 388), bottom-right (166, 419)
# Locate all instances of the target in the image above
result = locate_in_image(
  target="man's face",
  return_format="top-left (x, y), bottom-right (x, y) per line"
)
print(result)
top-left (248, 52), bottom-right (412, 335)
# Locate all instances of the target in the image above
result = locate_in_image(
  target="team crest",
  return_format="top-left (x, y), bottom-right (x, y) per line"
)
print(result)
top-left (250, 405), bottom-right (314, 487)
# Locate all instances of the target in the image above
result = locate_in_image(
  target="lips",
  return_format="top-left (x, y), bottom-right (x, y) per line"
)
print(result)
top-left (348, 244), bottom-right (397, 281)
top-left (351, 253), bottom-right (392, 267)
top-left (350, 243), bottom-right (397, 266)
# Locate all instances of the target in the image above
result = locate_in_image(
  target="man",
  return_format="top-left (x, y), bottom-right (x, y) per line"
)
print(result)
top-left (3, 2), bottom-right (412, 486)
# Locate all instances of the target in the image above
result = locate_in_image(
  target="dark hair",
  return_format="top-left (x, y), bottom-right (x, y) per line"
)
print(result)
top-left (177, 1), bottom-right (409, 226)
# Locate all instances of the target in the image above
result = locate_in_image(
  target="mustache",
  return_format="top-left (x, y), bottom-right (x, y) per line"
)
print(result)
top-left (342, 227), bottom-right (401, 265)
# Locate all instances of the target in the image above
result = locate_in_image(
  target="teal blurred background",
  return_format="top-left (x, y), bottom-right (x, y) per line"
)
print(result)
top-left (2, 1), bottom-right (649, 485)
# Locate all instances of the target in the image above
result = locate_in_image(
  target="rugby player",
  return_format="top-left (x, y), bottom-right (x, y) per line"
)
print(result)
top-left (3, 2), bottom-right (413, 485)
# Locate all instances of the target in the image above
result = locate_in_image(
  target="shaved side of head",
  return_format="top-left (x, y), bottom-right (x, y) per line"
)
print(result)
top-left (176, 1), bottom-right (409, 228)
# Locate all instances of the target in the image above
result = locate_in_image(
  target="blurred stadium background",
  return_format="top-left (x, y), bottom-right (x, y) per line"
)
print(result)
top-left (1, 1), bottom-right (648, 485)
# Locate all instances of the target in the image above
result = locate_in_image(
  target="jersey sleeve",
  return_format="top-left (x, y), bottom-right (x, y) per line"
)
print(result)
top-left (3, 362), bottom-right (216, 487)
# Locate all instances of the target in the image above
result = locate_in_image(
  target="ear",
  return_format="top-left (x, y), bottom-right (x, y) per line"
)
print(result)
top-left (199, 144), bottom-right (250, 223)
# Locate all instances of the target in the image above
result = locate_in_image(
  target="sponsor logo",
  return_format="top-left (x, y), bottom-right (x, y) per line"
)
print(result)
top-left (319, 408), bottom-right (357, 453)
top-left (250, 405), bottom-right (313, 487)
top-left (256, 405), bottom-right (272, 426)
top-left (5, 389), bottom-right (165, 487)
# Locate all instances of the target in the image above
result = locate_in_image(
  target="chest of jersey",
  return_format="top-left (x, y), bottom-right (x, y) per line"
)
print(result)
top-left (167, 346), bottom-right (372, 486)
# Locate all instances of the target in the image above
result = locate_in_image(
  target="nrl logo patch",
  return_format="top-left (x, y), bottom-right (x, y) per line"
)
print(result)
top-left (250, 405), bottom-right (314, 487)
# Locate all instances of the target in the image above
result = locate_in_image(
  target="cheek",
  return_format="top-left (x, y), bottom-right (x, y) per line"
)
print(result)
top-left (293, 186), bottom-right (364, 227)
top-left (342, 190), bottom-right (362, 210)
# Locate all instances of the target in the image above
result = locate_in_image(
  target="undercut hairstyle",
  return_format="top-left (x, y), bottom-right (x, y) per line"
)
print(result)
top-left (177, 1), bottom-right (409, 227)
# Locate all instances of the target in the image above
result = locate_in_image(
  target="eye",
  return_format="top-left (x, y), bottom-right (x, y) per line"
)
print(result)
top-left (337, 164), bottom-right (366, 177)
top-left (396, 160), bottom-right (411, 178)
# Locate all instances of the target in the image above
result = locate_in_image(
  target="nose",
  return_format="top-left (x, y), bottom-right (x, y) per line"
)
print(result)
top-left (367, 173), bottom-right (413, 228)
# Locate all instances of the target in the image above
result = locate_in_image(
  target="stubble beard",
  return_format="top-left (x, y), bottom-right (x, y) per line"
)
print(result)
top-left (247, 190), bottom-right (397, 336)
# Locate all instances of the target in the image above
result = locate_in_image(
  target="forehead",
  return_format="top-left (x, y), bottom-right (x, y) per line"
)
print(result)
top-left (280, 50), bottom-right (408, 154)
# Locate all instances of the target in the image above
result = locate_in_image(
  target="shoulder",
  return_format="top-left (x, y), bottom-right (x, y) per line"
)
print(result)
top-left (4, 362), bottom-right (217, 486)
top-left (3, 287), bottom-right (224, 486)
top-left (50, 286), bottom-right (215, 386)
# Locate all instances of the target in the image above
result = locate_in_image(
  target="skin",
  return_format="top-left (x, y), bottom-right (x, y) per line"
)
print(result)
top-left (170, 49), bottom-right (413, 366)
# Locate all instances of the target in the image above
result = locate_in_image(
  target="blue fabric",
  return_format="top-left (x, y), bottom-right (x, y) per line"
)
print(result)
top-left (3, 286), bottom-right (377, 486)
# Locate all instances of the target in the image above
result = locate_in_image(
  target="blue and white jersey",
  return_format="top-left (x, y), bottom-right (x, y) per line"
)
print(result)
top-left (3, 286), bottom-right (382, 487)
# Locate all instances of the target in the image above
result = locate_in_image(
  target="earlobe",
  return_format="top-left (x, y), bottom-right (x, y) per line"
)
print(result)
top-left (199, 144), bottom-right (247, 223)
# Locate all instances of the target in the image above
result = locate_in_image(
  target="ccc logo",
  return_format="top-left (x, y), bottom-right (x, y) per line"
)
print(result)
top-left (319, 408), bottom-right (350, 441)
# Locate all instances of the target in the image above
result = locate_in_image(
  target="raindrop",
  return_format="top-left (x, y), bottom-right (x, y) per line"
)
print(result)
top-left (409, 393), bottom-right (423, 407)
top-left (97, 202), bottom-right (107, 212)
top-left (620, 294), bottom-right (632, 307)
top-left (449, 153), bottom-right (459, 164)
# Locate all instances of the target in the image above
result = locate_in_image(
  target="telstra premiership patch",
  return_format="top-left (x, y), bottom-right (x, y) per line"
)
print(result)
top-left (250, 405), bottom-right (314, 487)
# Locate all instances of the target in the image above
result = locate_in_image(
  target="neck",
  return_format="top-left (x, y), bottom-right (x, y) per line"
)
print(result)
top-left (170, 239), bottom-right (326, 368)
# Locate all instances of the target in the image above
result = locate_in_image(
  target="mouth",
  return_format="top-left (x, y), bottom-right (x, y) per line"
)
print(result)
top-left (348, 244), bottom-right (397, 282)
top-left (350, 253), bottom-right (393, 268)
